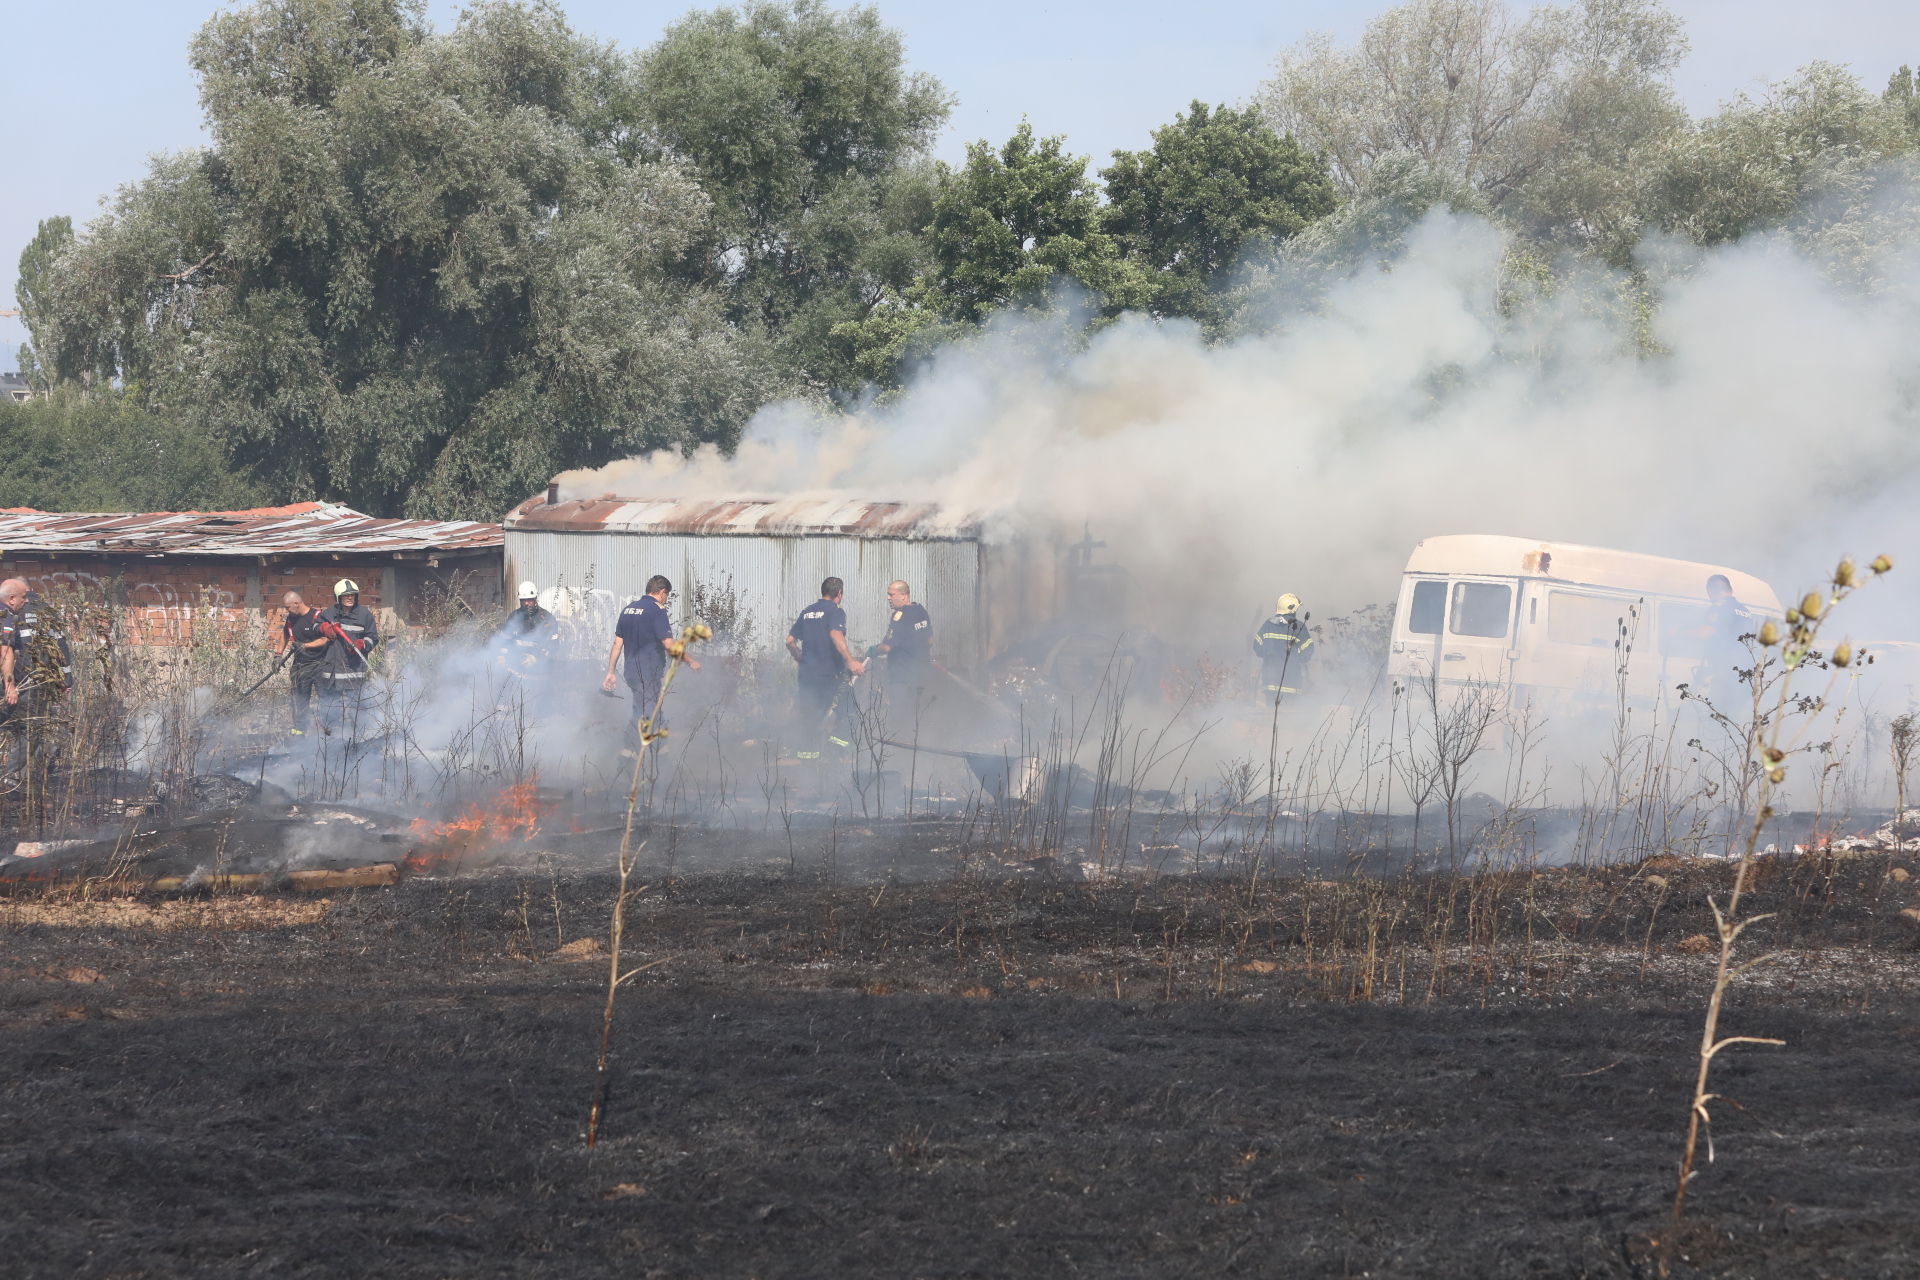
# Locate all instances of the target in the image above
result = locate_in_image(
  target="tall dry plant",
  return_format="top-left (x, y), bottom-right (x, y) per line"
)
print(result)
top-left (1666, 553), bottom-right (1892, 1242)
top-left (1890, 711), bottom-right (1917, 853)
top-left (586, 620), bottom-right (710, 1150)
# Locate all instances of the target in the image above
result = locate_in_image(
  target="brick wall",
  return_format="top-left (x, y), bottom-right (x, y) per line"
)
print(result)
top-left (0, 554), bottom-right (502, 649)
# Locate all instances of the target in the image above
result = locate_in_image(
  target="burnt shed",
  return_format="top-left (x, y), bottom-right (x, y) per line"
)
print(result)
top-left (0, 502), bottom-right (503, 646)
top-left (505, 492), bottom-right (1074, 673)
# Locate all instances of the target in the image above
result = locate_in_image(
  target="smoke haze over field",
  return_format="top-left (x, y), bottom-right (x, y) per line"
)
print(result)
top-left (561, 207), bottom-right (1920, 643)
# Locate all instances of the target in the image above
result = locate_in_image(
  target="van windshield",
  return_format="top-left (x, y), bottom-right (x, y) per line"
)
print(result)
top-left (1450, 582), bottom-right (1511, 638)
top-left (1407, 580), bottom-right (1446, 634)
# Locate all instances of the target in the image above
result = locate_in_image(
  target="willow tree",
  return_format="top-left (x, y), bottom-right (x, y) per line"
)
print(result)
top-left (18, 0), bottom-right (784, 519)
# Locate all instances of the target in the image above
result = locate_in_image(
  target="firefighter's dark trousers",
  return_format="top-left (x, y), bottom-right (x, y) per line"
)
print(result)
top-left (796, 674), bottom-right (853, 755)
top-left (289, 660), bottom-right (322, 733)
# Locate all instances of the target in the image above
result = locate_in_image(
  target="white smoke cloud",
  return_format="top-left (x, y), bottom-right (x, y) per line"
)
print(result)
top-left (561, 207), bottom-right (1920, 646)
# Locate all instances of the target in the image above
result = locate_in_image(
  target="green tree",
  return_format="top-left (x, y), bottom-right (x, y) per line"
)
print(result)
top-left (1641, 61), bottom-right (1913, 247)
top-left (1887, 64), bottom-right (1920, 138)
top-left (1101, 101), bottom-right (1337, 329)
top-left (18, 0), bottom-right (785, 521)
top-left (0, 393), bottom-right (266, 512)
top-left (1260, 0), bottom-right (1690, 263)
top-left (634, 0), bottom-right (951, 390)
top-left (923, 121), bottom-right (1146, 323)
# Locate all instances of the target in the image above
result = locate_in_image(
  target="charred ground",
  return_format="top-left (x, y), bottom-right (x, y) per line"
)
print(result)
top-left (5, 839), bottom-right (1919, 1279)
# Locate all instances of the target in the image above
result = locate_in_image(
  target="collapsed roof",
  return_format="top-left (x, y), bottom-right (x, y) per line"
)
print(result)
top-left (506, 494), bottom-right (982, 541)
top-left (0, 502), bottom-right (502, 560)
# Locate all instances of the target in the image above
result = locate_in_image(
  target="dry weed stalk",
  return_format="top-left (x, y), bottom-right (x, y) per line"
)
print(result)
top-left (1667, 553), bottom-right (1891, 1241)
top-left (585, 621), bottom-right (710, 1150)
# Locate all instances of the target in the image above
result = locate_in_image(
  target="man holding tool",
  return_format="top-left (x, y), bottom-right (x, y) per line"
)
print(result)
top-left (787, 576), bottom-right (866, 757)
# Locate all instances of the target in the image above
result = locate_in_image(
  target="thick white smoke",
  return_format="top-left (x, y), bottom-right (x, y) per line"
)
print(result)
top-left (562, 208), bottom-right (1920, 648)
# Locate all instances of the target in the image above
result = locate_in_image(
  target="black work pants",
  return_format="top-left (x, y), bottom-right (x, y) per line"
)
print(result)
top-left (317, 675), bottom-right (368, 734)
top-left (289, 661), bottom-right (322, 732)
top-left (628, 666), bottom-right (667, 750)
top-left (796, 674), bottom-right (853, 753)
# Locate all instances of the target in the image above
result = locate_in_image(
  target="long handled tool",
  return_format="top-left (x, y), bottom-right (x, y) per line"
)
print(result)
top-left (231, 650), bottom-right (292, 702)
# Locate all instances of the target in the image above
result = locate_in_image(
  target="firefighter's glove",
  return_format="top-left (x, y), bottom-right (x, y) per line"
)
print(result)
top-left (865, 644), bottom-right (882, 659)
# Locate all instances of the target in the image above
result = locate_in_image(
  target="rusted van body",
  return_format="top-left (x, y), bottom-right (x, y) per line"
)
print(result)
top-left (1385, 535), bottom-right (1783, 712)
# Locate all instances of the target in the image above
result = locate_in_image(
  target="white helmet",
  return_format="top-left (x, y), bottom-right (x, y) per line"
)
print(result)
top-left (517, 581), bottom-right (538, 600)
top-left (334, 579), bottom-right (360, 600)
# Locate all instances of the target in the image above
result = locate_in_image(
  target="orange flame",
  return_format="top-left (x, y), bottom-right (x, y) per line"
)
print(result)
top-left (403, 780), bottom-right (558, 872)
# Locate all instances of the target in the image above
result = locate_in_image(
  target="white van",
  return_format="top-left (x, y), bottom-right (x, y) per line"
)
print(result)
top-left (1385, 535), bottom-right (1783, 712)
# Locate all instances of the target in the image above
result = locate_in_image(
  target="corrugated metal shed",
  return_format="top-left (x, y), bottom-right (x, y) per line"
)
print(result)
top-left (510, 496), bottom-right (981, 541)
top-left (0, 502), bottom-right (501, 559)
top-left (506, 494), bottom-right (1005, 668)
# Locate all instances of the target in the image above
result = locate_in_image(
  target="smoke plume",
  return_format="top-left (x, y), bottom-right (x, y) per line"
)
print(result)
top-left (559, 206), bottom-right (1920, 646)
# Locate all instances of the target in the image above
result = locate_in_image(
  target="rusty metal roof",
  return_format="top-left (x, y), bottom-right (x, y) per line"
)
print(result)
top-left (0, 501), bottom-right (502, 559)
top-left (506, 495), bottom-right (982, 541)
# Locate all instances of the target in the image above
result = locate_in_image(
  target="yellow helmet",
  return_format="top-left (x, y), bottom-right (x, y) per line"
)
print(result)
top-left (334, 579), bottom-right (360, 600)
top-left (1277, 593), bottom-right (1300, 615)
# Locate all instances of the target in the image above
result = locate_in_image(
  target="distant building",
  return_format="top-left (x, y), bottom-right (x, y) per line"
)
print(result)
top-left (0, 373), bottom-right (29, 404)
top-left (0, 501), bottom-right (504, 647)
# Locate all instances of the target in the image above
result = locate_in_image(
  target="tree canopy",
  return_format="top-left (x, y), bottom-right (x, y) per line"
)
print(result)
top-left (1102, 102), bottom-right (1338, 330)
top-left (14, 0), bottom-right (1917, 517)
top-left (1260, 0), bottom-right (1919, 266)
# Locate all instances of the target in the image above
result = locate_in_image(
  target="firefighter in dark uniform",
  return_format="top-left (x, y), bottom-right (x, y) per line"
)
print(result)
top-left (276, 591), bottom-right (329, 735)
top-left (494, 581), bottom-right (561, 708)
top-left (603, 575), bottom-right (698, 754)
top-left (1253, 593), bottom-right (1314, 705)
top-left (787, 576), bottom-right (866, 757)
top-left (868, 579), bottom-right (932, 708)
top-left (316, 578), bottom-right (379, 729)
top-left (0, 578), bottom-right (74, 789)
top-left (1693, 573), bottom-right (1753, 707)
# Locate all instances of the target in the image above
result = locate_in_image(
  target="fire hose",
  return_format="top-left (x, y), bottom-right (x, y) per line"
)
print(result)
top-left (317, 618), bottom-right (371, 656)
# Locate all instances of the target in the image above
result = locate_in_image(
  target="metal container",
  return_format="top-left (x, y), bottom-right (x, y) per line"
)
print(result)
top-left (503, 494), bottom-right (1057, 673)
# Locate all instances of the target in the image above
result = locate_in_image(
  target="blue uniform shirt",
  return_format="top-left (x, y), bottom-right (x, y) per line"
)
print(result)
top-left (883, 602), bottom-right (932, 684)
top-left (616, 595), bottom-right (673, 685)
top-left (789, 598), bottom-right (849, 677)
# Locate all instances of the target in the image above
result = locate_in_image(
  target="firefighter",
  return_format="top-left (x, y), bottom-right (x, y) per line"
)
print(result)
top-left (603, 575), bottom-right (698, 754)
top-left (494, 582), bottom-right (560, 683)
top-left (275, 591), bottom-right (329, 735)
top-left (0, 578), bottom-right (73, 790)
top-left (316, 579), bottom-right (379, 727)
top-left (1692, 573), bottom-right (1754, 708)
top-left (867, 579), bottom-right (931, 706)
top-left (1253, 593), bottom-right (1314, 705)
top-left (787, 576), bottom-right (865, 757)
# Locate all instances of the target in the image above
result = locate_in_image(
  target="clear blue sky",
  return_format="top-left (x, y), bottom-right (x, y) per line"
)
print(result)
top-left (7, 0), bottom-right (1919, 360)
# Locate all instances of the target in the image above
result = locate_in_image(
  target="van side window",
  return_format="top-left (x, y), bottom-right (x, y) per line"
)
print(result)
top-left (1660, 602), bottom-right (1709, 657)
top-left (1550, 592), bottom-right (1634, 648)
top-left (1407, 580), bottom-right (1446, 634)
top-left (1450, 582), bottom-right (1511, 637)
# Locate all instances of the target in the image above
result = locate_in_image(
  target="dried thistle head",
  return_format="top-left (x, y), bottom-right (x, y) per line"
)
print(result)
top-left (1800, 591), bottom-right (1824, 618)
top-left (1873, 554), bottom-right (1894, 575)
top-left (1834, 558), bottom-right (1856, 588)
top-left (1833, 642), bottom-right (1853, 668)
top-left (1758, 619), bottom-right (1781, 647)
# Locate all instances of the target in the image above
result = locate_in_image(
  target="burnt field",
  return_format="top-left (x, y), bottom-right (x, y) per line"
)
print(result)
top-left (5, 833), bottom-right (1920, 1279)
